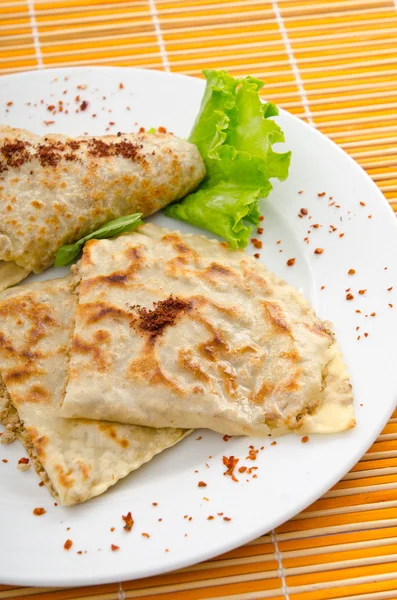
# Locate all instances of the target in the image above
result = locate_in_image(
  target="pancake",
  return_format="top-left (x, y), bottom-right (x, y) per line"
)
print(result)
top-left (0, 276), bottom-right (187, 505)
top-left (0, 125), bottom-right (205, 288)
top-left (61, 224), bottom-right (355, 436)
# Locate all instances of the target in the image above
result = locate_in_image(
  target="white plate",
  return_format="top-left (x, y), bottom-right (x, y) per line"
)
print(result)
top-left (1, 67), bottom-right (397, 587)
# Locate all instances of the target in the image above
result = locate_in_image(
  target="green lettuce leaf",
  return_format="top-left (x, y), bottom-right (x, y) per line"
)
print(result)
top-left (165, 70), bottom-right (291, 248)
top-left (54, 213), bottom-right (143, 267)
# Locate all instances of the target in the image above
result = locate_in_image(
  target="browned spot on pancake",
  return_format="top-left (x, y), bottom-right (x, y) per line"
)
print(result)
top-left (278, 370), bottom-right (301, 394)
top-left (4, 365), bottom-right (39, 385)
top-left (31, 200), bottom-right (43, 209)
top-left (54, 464), bottom-right (75, 489)
top-left (82, 302), bottom-right (131, 325)
top-left (27, 384), bottom-right (50, 404)
top-left (77, 461), bottom-right (91, 481)
top-left (194, 263), bottom-right (239, 286)
top-left (198, 333), bottom-right (229, 363)
top-left (279, 350), bottom-right (301, 361)
top-left (252, 381), bottom-right (275, 405)
top-left (178, 349), bottom-right (210, 383)
top-left (128, 348), bottom-right (184, 397)
top-left (72, 335), bottom-right (108, 371)
top-left (98, 423), bottom-right (130, 448)
top-left (81, 244), bottom-right (145, 290)
top-left (165, 255), bottom-right (189, 277)
top-left (161, 233), bottom-right (198, 261)
top-left (217, 362), bottom-right (238, 396)
top-left (27, 427), bottom-right (49, 460)
top-left (262, 301), bottom-right (290, 335)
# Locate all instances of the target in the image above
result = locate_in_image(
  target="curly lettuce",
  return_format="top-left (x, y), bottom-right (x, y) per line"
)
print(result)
top-left (165, 70), bottom-right (291, 248)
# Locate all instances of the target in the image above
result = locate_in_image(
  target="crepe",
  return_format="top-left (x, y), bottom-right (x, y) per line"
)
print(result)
top-left (61, 224), bottom-right (355, 436)
top-left (0, 125), bottom-right (205, 288)
top-left (0, 276), bottom-right (187, 505)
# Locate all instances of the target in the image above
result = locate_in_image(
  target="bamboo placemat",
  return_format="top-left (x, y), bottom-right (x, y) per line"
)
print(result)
top-left (1, 0), bottom-right (397, 598)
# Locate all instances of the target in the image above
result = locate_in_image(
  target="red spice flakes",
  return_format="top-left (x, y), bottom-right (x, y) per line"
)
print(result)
top-left (223, 456), bottom-right (239, 481)
top-left (317, 192), bottom-right (326, 197)
top-left (348, 269), bottom-right (356, 275)
top-left (158, 126), bottom-right (167, 133)
top-left (47, 105), bottom-right (55, 112)
top-left (387, 287), bottom-right (393, 291)
top-left (198, 481), bottom-right (207, 487)
top-left (111, 544), bottom-right (120, 551)
top-left (152, 502), bottom-right (158, 506)
top-left (109, 121), bottom-right (115, 126)
top-left (311, 223), bottom-right (320, 229)
top-left (223, 435), bottom-right (232, 442)
top-left (142, 533), bottom-right (150, 538)
top-left (257, 227), bottom-right (264, 234)
top-left (329, 225), bottom-right (337, 232)
top-left (356, 309), bottom-right (361, 314)
top-left (6, 101), bottom-right (13, 107)
top-left (298, 190), bottom-right (304, 194)
top-left (135, 296), bottom-right (191, 338)
top-left (389, 304), bottom-right (394, 308)
top-left (77, 84), bottom-right (87, 90)
top-left (368, 215), bottom-right (372, 219)
top-left (301, 436), bottom-right (309, 443)
top-left (356, 326), bottom-right (360, 331)
top-left (79, 100), bottom-right (89, 111)
top-left (251, 238), bottom-right (262, 249)
top-left (33, 507), bottom-right (46, 516)
top-left (18, 457), bottom-right (29, 464)
top-left (223, 517), bottom-right (232, 522)
top-left (110, 527), bottom-right (115, 532)
top-left (254, 253), bottom-right (260, 259)
top-left (358, 289), bottom-right (366, 295)
top-left (259, 215), bottom-right (264, 221)
top-left (364, 333), bottom-right (369, 337)
top-left (246, 446), bottom-right (258, 461)
top-left (314, 248), bottom-right (324, 255)
top-left (329, 196), bottom-right (333, 200)
top-left (2, 459), bottom-right (8, 463)
top-left (119, 83), bottom-right (124, 89)
top-left (138, 126), bottom-right (146, 133)
top-left (276, 240), bottom-right (281, 244)
top-left (345, 288), bottom-right (351, 292)
top-left (64, 539), bottom-right (73, 551)
top-left (360, 201), bottom-right (366, 206)
top-left (320, 285), bottom-right (325, 290)
top-left (346, 294), bottom-right (354, 300)
top-left (207, 516), bottom-right (215, 520)
top-left (286, 258), bottom-right (296, 267)
top-left (196, 436), bottom-right (202, 441)
top-left (238, 466), bottom-right (247, 473)
top-left (357, 335), bottom-right (361, 340)
top-left (271, 441), bottom-right (277, 446)
top-left (158, 518), bottom-right (163, 522)
top-left (339, 233), bottom-right (345, 238)
top-left (300, 208), bottom-right (308, 215)
top-left (43, 120), bottom-right (55, 126)
top-left (122, 512), bottom-right (134, 532)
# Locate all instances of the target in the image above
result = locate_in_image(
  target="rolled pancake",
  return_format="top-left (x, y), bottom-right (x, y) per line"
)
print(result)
top-left (61, 224), bottom-right (355, 436)
top-left (0, 125), bottom-right (205, 286)
top-left (0, 276), bottom-right (187, 505)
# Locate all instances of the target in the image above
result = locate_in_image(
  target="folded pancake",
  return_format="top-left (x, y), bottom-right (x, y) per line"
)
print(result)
top-left (0, 276), bottom-right (187, 505)
top-left (61, 224), bottom-right (355, 436)
top-left (0, 125), bottom-right (205, 288)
